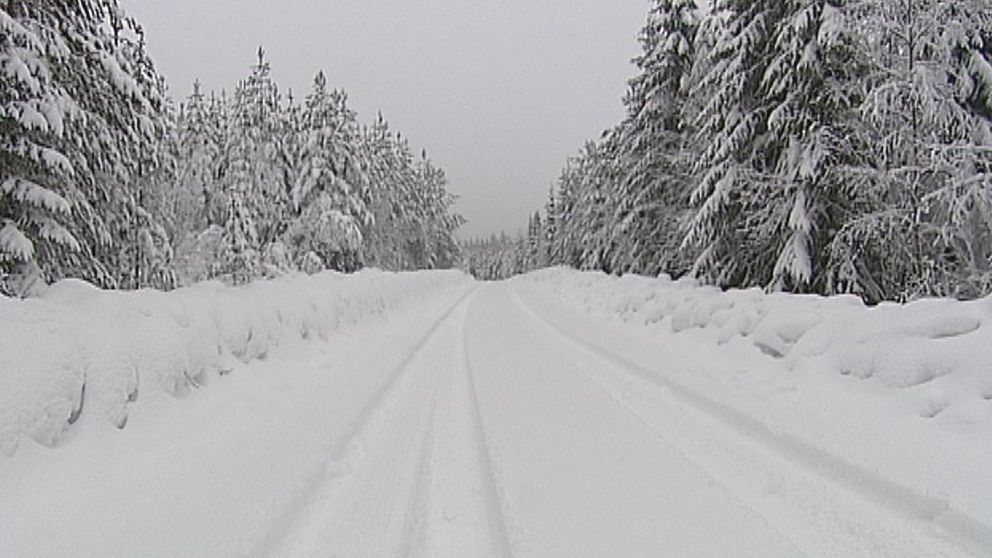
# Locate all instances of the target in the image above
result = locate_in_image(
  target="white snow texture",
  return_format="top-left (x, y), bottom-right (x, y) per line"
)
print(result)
top-left (1, 267), bottom-right (990, 557)
top-left (0, 269), bottom-right (470, 456)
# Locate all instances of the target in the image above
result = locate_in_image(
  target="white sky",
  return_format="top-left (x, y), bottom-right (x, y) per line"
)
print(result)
top-left (121, 0), bottom-right (650, 238)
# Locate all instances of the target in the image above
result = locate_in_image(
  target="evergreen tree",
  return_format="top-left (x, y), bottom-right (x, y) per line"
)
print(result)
top-left (1, 0), bottom-right (169, 295)
top-left (360, 118), bottom-right (463, 271)
top-left (686, 0), bottom-right (867, 292)
top-left (538, 0), bottom-right (992, 301)
top-left (829, 0), bottom-right (992, 300)
top-left (216, 48), bottom-right (282, 283)
top-left (3, 18), bottom-right (465, 292)
top-left (612, 0), bottom-right (698, 276)
top-left (173, 81), bottom-right (217, 234)
top-left (286, 71), bottom-right (370, 271)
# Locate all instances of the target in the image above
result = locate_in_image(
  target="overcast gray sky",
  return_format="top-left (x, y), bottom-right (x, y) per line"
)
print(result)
top-left (121, 0), bottom-right (650, 238)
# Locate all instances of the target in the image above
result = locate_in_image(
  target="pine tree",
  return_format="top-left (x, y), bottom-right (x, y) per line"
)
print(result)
top-left (174, 81), bottom-right (217, 234)
top-left (216, 47), bottom-right (283, 283)
top-left (574, 133), bottom-right (621, 272)
top-left (414, 151), bottom-right (463, 269)
top-left (543, 185), bottom-right (559, 265)
top-left (1, 0), bottom-right (169, 295)
top-left (829, 0), bottom-right (992, 300)
top-left (686, 0), bottom-right (868, 292)
top-left (1, 5), bottom-right (81, 294)
top-left (361, 114), bottom-right (402, 269)
top-left (612, 0), bottom-right (699, 277)
top-left (286, 71), bottom-right (371, 272)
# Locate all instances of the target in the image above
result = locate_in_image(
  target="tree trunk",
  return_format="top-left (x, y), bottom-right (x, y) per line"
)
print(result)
top-left (7, 0), bottom-right (16, 17)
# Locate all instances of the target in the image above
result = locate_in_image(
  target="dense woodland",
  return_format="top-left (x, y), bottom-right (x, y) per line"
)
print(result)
top-left (4, 1), bottom-right (992, 303)
top-left (0, 0), bottom-right (463, 297)
top-left (468, 0), bottom-right (992, 303)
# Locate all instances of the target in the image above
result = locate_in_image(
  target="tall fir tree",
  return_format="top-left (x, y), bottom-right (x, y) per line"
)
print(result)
top-left (287, 71), bottom-right (370, 271)
top-left (829, 0), bottom-right (992, 300)
top-left (1, 0), bottom-right (168, 295)
top-left (216, 48), bottom-right (282, 283)
top-left (686, 0), bottom-right (868, 292)
top-left (612, 0), bottom-right (698, 276)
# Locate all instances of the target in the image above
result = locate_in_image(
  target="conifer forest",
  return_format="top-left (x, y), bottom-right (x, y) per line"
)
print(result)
top-left (4, 1), bottom-right (992, 304)
top-left (1, 0), bottom-right (463, 297)
top-left (4, 3), bottom-right (992, 556)
top-left (467, 0), bottom-right (992, 305)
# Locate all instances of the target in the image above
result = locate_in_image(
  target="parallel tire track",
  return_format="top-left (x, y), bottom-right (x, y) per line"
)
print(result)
top-left (326, 286), bottom-right (476, 470)
top-left (461, 331), bottom-right (516, 558)
top-left (395, 379), bottom-right (441, 557)
top-left (393, 296), bottom-right (515, 558)
top-left (261, 286), bottom-right (476, 557)
top-left (509, 286), bottom-right (992, 558)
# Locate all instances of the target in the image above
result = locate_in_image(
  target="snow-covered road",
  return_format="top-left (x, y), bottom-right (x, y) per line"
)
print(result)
top-left (2, 277), bottom-right (989, 557)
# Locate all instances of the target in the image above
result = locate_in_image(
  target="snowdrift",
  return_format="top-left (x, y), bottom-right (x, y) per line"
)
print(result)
top-left (522, 268), bottom-right (992, 417)
top-left (518, 268), bottom-right (992, 545)
top-left (0, 269), bottom-right (471, 456)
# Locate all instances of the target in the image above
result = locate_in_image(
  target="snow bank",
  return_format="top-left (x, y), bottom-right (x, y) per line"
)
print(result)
top-left (0, 269), bottom-right (471, 456)
top-left (521, 268), bottom-right (992, 421)
top-left (517, 268), bottom-right (992, 545)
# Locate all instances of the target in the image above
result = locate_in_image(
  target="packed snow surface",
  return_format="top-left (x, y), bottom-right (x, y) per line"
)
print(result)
top-left (1, 267), bottom-right (990, 557)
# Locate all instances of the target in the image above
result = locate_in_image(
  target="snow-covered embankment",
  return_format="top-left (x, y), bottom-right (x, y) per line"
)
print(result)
top-left (516, 268), bottom-right (992, 551)
top-left (0, 270), bottom-right (471, 457)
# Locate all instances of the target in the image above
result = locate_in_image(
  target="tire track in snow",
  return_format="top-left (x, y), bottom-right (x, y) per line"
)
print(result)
top-left (259, 286), bottom-right (476, 558)
top-left (459, 328), bottom-right (515, 557)
top-left (508, 287), bottom-right (808, 556)
top-left (325, 286), bottom-right (476, 473)
top-left (509, 285), bottom-right (992, 558)
top-left (394, 391), bottom-right (439, 557)
top-left (394, 295), bottom-right (515, 558)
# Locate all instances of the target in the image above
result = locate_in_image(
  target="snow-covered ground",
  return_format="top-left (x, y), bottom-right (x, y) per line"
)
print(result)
top-left (1, 268), bottom-right (990, 557)
top-left (514, 268), bottom-right (992, 556)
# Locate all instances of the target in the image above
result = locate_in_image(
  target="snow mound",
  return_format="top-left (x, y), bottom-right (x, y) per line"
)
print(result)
top-left (522, 268), bottom-right (992, 420)
top-left (0, 269), bottom-right (471, 456)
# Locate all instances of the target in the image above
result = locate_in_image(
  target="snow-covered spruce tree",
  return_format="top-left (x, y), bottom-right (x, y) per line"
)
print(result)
top-left (1, 0), bottom-right (168, 295)
top-left (215, 169), bottom-right (260, 285)
top-left (413, 151), bottom-right (463, 269)
top-left (108, 29), bottom-right (177, 291)
top-left (827, 0), bottom-right (992, 300)
top-left (173, 82), bottom-right (216, 234)
top-left (361, 115), bottom-right (410, 270)
top-left (215, 48), bottom-right (283, 283)
top-left (204, 90), bottom-right (231, 227)
top-left (270, 88), bottom-right (306, 273)
top-left (285, 71), bottom-right (371, 272)
top-left (573, 132), bottom-right (623, 273)
top-left (548, 152), bottom-right (586, 269)
top-left (684, 0), bottom-right (869, 292)
top-left (1, 3), bottom-right (81, 295)
top-left (170, 88), bottom-right (233, 284)
top-left (168, 82), bottom-right (225, 284)
top-left (943, 5), bottom-right (992, 295)
top-left (610, 0), bottom-right (698, 277)
top-left (543, 185), bottom-right (559, 264)
top-left (361, 117), bottom-right (462, 271)
top-left (525, 211), bottom-right (548, 270)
